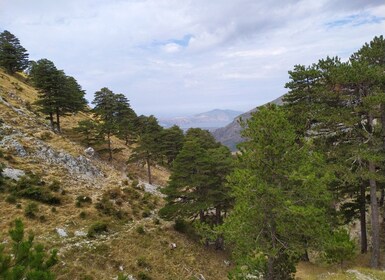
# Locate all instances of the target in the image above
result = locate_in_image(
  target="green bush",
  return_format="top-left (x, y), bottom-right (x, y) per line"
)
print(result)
top-left (324, 228), bottom-right (356, 268)
top-left (137, 272), bottom-right (152, 280)
top-left (48, 180), bottom-right (61, 192)
top-left (79, 211), bottom-right (87, 219)
top-left (0, 219), bottom-right (58, 279)
top-left (13, 175), bottom-right (61, 205)
top-left (76, 195), bottom-right (92, 207)
top-left (173, 219), bottom-right (188, 233)
top-left (87, 222), bottom-right (108, 238)
top-left (5, 194), bottom-right (17, 204)
top-left (136, 225), bottom-right (145, 235)
top-left (24, 202), bottom-right (39, 218)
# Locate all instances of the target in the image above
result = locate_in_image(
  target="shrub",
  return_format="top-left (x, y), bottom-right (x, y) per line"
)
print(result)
top-left (48, 180), bottom-right (61, 192)
top-left (173, 219), bottom-right (188, 233)
top-left (87, 222), bottom-right (108, 238)
top-left (137, 272), bottom-right (152, 280)
top-left (137, 256), bottom-right (151, 269)
top-left (79, 211), bottom-right (87, 219)
top-left (136, 225), bottom-right (145, 235)
top-left (324, 229), bottom-right (356, 268)
top-left (24, 202), bottom-right (38, 218)
top-left (76, 195), bottom-right (92, 207)
top-left (5, 194), bottom-right (17, 204)
top-left (142, 209), bottom-right (151, 218)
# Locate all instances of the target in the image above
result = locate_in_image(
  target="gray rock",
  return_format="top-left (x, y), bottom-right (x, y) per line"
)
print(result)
top-left (0, 136), bottom-right (27, 157)
top-left (84, 147), bottom-right (95, 157)
top-left (34, 144), bottom-right (103, 179)
top-left (56, 228), bottom-right (68, 238)
top-left (2, 168), bottom-right (25, 180)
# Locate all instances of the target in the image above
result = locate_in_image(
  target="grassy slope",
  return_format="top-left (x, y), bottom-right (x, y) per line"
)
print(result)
top-left (0, 70), bottom-right (385, 279)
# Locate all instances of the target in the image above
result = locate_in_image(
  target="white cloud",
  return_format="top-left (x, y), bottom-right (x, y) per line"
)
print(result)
top-left (0, 0), bottom-right (384, 117)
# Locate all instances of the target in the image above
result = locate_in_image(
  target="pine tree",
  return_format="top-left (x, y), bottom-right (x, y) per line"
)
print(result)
top-left (129, 115), bottom-right (163, 184)
top-left (159, 125), bottom-right (184, 166)
top-left (92, 87), bottom-right (116, 161)
top-left (223, 105), bottom-right (333, 280)
top-left (160, 128), bottom-right (233, 244)
top-left (0, 219), bottom-right (58, 279)
top-left (29, 59), bottom-right (87, 132)
top-left (0, 30), bottom-right (29, 74)
top-left (114, 93), bottom-right (137, 146)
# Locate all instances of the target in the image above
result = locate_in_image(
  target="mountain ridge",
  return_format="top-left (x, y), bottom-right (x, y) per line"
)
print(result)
top-left (159, 108), bottom-right (243, 129)
top-left (212, 96), bottom-right (284, 151)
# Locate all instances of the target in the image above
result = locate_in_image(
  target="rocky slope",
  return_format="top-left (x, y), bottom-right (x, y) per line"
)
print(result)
top-left (212, 96), bottom-right (284, 151)
top-left (0, 70), bottom-right (231, 280)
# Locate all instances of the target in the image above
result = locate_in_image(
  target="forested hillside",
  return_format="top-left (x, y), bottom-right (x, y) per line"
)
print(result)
top-left (1, 29), bottom-right (385, 280)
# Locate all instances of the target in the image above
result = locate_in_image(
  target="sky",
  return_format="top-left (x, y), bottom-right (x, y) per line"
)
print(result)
top-left (0, 0), bottom-right (384, 118)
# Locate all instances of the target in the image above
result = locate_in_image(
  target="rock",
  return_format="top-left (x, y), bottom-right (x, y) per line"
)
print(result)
top-left (197, 274), bottom-right (206, 280)
top-left (2, 168), bottom-right (25, 180)
top-left (170, 243), bottom-right (177, 250)
top-left (56, 228), bottom-right (68, 238)
top-left (141, 181), bottom-right (165, 197)
top-left (224, 260), bottom-right (231, 267)
top-left (74, 230), bottom-right (87, 237)
top-left (34, 143), bottom-right (103, 179)
top-left (119, 265), bottom-right (124, 271)
top-left (0, 136), bottom-right (27, 157)
top-left (84, 147), bottom-right (95, 157)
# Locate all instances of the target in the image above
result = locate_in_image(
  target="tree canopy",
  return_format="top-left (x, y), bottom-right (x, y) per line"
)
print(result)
top-left (0, 30), bottom-right (29, 74)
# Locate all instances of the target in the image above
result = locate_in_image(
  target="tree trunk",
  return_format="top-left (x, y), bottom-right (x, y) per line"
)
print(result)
top-left (215, 206), bottom-right (221, 225)
top-left (368, 113), bottom-right (380, 268)
top-left (49, 112), bottom-right (54, 130)
top-left (56, 108), bottom-right (61, 133)
top-left (369, 161), bottom-right (380, 268)
top-left (146, 157), bottom-right (152, 184)
top-left (199, 210), bottom-right (205, 223)
top-left (107, 132), bottom-right (112, 161)
top-left (359, 182), bottom-right (367, 254)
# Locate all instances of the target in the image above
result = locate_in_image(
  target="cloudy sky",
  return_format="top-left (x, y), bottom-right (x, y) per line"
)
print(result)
top-left (0, 0), bottom-right (384, 117)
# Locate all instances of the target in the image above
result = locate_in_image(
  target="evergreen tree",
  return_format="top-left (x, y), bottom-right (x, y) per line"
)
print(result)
top-left (160, 128), bottom-right (233, 247)
top-left (223, 105), bottom-right (332, 280)
top-left (0, 30), bottom-right (29, 74)
top-left (114, 93), bottom-right (137, 145)
top-left (74, 120), bottom-right (104, 147)
top-left (29, 59), bottom-right (87, 132)
top-left (29, 59), bottom-right (61, 130)
top-left (92, 87), bottom-right (117, 161)
top-left (159, 125), bottom-right (184, 166)
top-left (129, 115), bottom-right (163, 184)
top-left (0, 219), bottom-right (58, 279)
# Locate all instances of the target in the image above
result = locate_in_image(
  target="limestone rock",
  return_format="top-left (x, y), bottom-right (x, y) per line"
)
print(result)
top-left (2, 167), bottom-right (25, 180)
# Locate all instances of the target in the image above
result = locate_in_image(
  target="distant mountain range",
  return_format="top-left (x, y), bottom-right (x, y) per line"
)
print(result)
top-left (212, 96), bottom-right (284, 151)
top-left (159, 109), bottom-right (243, 130)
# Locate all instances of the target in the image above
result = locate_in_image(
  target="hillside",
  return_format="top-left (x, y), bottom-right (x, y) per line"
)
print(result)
top-left (159, 109), bottom-right (243, 130)
top-left (0, 70), bottom-right (231, 280)
top-left (212, 96), bottom-right (284, 151)
top-left (1, 70), bottom-right (385, 280)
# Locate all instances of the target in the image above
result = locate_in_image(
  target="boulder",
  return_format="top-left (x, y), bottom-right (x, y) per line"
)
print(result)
top-left (84, 147), bottom-right (95, 157)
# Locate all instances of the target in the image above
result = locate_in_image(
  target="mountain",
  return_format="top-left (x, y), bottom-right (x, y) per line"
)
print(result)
top-left (159, 109), bottom-right (243, 130)
top-left (212, 96), bottom-right (284, 151)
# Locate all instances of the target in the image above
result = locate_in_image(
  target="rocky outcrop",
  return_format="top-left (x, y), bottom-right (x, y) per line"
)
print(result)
top-left (0, 123), bottom-right (103, 179)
